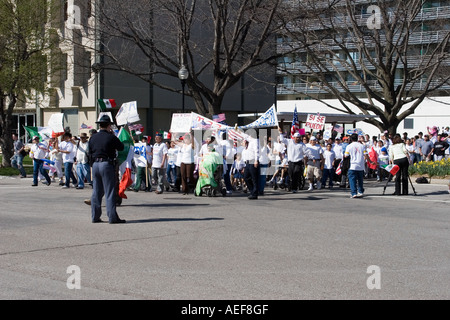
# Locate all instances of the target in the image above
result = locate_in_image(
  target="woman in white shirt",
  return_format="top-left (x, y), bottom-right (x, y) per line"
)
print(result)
top-left (388, 134), bottom-right (410, 196)
top-left (177, 133), bottom-right (195, 195)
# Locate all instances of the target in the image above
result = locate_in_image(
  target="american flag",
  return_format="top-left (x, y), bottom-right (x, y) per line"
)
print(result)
top-left (335, 160), bottom-right (343, 175)
top-left (291, 106), bottom-right (299, 138)
top-left (227, 129), bottom-right (245, 141)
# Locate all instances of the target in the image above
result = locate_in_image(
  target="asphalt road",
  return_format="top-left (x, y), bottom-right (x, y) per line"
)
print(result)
top-left (0, 176), bottom-right (449, 300)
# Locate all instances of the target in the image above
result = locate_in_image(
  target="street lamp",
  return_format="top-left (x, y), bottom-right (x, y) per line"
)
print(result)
top-left (178, 65), bottom-right (189, 113)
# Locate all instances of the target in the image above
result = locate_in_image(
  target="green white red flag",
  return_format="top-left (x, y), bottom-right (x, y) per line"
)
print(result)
top-left (98, 99), bottom-right (117, 111)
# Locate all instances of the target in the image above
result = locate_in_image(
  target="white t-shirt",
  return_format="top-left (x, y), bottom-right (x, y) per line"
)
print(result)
top-left (306, 144), bottom-right (323, 161)
top-left (179, 143), bottom-right (194, 164)
top-left (76, 141), bottom-right (89, 164)
top-left (332, 143), bottom-right (343, 159)
top-left (59, 141), bottom-right (76, 163)
top-left (344, 142), bottom-right (367, 171)
top-left (167, 146), bottom-right (179, 167)
top-left (30, 141), bottom-right (48, 160)
top-left (152, 142), bottom-right (168, 168)
top-left (323, 150), bottom-right (336, 170)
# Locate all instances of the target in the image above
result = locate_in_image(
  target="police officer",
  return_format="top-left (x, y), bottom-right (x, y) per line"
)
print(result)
top-left (88, 115), bottom-right (125, 224)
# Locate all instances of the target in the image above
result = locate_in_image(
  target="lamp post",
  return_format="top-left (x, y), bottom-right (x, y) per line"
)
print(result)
top-left (178, 65), bottom-right (189, 113)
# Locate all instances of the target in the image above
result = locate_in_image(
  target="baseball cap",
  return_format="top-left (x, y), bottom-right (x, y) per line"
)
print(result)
top-left (293, 132), bottom-right (301, 138)
top-left (32, 136), bottom-right (39, 140)
top-left (310, 136), bottom-right (317, 141)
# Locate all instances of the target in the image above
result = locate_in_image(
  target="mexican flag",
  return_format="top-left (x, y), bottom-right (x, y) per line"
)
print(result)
top-left (382, 164), bottom-right (400, 176)
top-left (98, 99), bottom-right (117, 111)
top-left (117, 127), bottom-right (135, 199)
top-left (24, 126), bottom-right (54, 141)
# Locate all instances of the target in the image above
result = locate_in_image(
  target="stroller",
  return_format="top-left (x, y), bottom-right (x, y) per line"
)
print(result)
top-left (195, 150), bottom-right (226, 197)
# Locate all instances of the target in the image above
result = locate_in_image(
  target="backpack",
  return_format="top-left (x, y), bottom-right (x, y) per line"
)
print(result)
top-left (415, 176), bottom-right (429, 184)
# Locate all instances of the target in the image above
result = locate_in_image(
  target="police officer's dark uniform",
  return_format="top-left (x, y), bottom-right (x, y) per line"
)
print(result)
top-left (88, 115), bottom-right (125, 223)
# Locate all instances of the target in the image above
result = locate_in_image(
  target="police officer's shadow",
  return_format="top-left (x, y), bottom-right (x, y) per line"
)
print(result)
top-left (125, 217), bottom-right (224, 224)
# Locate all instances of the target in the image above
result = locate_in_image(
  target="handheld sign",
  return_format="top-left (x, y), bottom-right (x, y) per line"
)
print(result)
top-left (305, 113), bottom-right (326, 130)
top-left (170, 113), bottom-right (193, 133)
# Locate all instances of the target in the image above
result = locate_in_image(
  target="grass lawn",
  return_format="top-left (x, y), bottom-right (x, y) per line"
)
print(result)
top-left (0, 155), bottom-right (34, 176)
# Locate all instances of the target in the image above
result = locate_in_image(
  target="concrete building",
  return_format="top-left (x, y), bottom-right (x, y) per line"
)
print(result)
top-left (276, 0), bottom-right (450, 137)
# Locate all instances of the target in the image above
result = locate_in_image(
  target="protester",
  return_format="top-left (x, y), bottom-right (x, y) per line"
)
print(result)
top-left (30, 136), bottom-right (52, 187)
top-left (75, 133), bottom-right (92, 189)
top-left (388, 134), bottom-right (410, 196)
top-left (305, 136), bottom-right (324, 191)
top-left (377, 147), bottom-right (389, 182)
top-left (242, 132), bottom-right (260, 199)
top-left (48, 138), bottom-right (64, 185)
top-left (133, 136), bottom-right (152, 192)
top-left (151, 133), bottom-right (169, 194)
top-left (420, 134), bottom-right (434, 161)
top-left (166, 140), bottom-right (179, 189)
top-left (231, 153), bottom-right (245, 192)
top-left (177, 133), bottom-right (195, 195)
top-left (321, 143), bottom-right (336, 189)
top-left (58, 132), bottom-right (78, 189)
top-left (431, 134), bottom-right (449, 161)
top-left (278, 127), bottom-right (308, 193)
top-left (258, 136), bottom-right (271, 195)
top-left (11, 133), bottom-right (27, 178)
top-left (344, 133), bottom-right (371, 198)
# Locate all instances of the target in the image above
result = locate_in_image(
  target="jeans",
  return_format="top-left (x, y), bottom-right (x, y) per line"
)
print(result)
top-left (12, 154), bottom-right (27, 177)
top-left (33, 159), bottom-right (50, 185)
top-left (76, 162), bottom-right (91, 188)
top-left (348, 169), bottom-right (364, 196)
top-left (224, 163), bottom-right (233, 192)
top-left (64, 162), bottom-right (78, 187)
top-left (166, 164), bottom-right (177, 184)
top-left (244, 162), bottom-right (260, 197)
top-left (321, 168), bottom-right (334, 187)
top-left (152, 167), bottom-right (169, 192)
top-left (258, 163), bottom-right (269, 193)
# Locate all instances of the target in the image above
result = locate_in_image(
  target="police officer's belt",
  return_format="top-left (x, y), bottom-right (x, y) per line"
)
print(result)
top-left (94, 158), bottom-right (114, 162)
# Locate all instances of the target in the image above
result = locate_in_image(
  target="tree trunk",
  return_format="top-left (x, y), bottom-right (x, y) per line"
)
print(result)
top-left (0, 97), bottom-right (16, 168)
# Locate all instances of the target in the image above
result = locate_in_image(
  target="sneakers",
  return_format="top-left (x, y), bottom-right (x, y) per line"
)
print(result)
top-left (307, 186), bottom-right (314, 191)
top-left (350, 193), bottom-right (364, 198)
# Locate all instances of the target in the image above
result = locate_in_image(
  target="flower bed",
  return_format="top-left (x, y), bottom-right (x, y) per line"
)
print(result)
top-left (409, 158), bottom-right (450, 181)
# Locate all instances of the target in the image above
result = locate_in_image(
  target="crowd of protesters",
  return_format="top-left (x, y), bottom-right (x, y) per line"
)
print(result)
top-left (10, 124), bottom-right (450, 198)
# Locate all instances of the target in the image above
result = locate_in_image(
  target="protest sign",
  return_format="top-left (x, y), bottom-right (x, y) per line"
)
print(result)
top-left (305, 113), bottom-right (326, 130)
top-left (170, 113), bottom-right (193, 133)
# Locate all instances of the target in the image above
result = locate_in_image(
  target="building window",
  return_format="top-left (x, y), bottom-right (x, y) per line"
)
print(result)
top-left (404, 118), bottom-right (414, 129)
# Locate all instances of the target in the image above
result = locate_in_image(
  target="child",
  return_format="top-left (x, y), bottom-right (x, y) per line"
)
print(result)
top-left (321, 144), bottom-right (336, 188)
top-left (377, 147), bottom-right (390, 182)
top-left (276, 153), bottom-right (289, 189)
top-left (231, 153), bottom-right (245, 191)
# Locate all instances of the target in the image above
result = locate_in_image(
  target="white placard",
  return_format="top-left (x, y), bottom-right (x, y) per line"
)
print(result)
top-left (305, 113), bottom-right (326, 130)
top-left (116, 101), bottom-right (140, 126)
top-left (48, 113), bottom-right (64, 133)
top-left (170, 113), bottom-right (193, 133)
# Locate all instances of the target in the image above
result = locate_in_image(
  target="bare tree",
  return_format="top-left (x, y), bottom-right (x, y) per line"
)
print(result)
top-left (86, 0), bottom-right (289, 117)
top-left (278, 0), bottom-right (450, 134)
